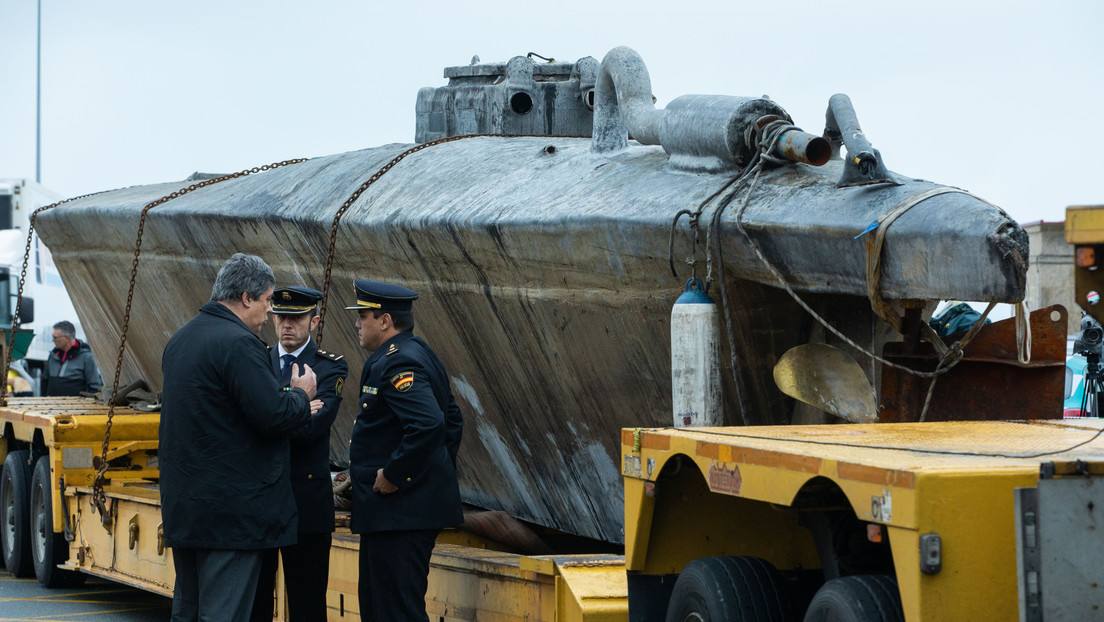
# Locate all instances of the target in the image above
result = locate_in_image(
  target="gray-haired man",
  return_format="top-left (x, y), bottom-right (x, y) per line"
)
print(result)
top-left (159, 253), bottom-right (319, 621)
top-left (43, 320), bottom-right (102, 396)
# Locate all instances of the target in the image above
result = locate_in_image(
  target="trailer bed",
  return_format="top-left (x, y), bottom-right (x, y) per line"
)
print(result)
top-left (621, 419), bottom-right (1104, 621)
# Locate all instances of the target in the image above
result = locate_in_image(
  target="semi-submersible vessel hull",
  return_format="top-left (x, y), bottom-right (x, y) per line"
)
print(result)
top-left (31, 48), bottom-right (1032, 544)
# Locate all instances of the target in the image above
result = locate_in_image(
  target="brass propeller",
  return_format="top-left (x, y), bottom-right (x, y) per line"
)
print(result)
top-left (773, 343), bottom-right (878, 423)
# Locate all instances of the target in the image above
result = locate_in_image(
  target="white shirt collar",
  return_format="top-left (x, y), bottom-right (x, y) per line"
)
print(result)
top-left (278, 338), bottom-right (311, 360)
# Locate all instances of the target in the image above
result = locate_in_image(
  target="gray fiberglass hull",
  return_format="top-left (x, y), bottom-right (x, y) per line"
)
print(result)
top-left (34, 134), bottom-right (1025, 543)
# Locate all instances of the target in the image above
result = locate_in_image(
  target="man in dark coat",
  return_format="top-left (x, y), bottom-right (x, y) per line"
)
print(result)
top-left (252, 286), bottom-right (347, 622)
top-left (160, 253), bottom-right (319, 622)
top-left (43, 320), bottom-right (102, 396)
top-left (346, 279), bottom-right (463, 622)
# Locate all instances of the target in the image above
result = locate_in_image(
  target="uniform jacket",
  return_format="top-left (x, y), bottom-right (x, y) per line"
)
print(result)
top-left (43, 339), bottom-right (102, 396)
top-left (350, 331), bottom-right (463, 533)
top-left (159, 301), bottom-right (311, 550)
top-left (269, 338), bottom-right (348, 533)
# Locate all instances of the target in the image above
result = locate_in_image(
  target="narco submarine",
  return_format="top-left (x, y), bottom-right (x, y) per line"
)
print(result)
top-left (30, 47), bottom-right (1034, 546)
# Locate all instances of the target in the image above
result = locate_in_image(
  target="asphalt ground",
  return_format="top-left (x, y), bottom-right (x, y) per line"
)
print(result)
top-left (0, 569), bottom-right (172, 621)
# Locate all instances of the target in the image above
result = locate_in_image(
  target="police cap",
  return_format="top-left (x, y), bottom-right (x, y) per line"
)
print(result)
top-left (345, 279), bottom-right (418, 312)
top-left (271, 286), bottom-right (323, 315)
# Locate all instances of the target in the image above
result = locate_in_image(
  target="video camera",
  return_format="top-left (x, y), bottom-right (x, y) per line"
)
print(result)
top-left (1074, 312), bottom-right (1104, 358)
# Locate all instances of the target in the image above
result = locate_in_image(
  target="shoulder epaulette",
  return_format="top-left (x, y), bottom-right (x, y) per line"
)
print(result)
top-left (317, 348), bottom-right (344, 361)
top-left (386, 342), bottom-right (399, 356)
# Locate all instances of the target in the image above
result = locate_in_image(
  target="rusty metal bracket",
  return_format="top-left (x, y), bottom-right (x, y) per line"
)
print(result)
top-left (879, 305), bottom-right (1067, 422)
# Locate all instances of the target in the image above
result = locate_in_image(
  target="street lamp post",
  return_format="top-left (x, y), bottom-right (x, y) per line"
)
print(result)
top-left (36, 0), bottom-right (42, 183)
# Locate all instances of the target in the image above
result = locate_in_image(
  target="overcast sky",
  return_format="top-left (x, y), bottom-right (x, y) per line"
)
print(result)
top-left (1, 1), bottom-right (1100, 225)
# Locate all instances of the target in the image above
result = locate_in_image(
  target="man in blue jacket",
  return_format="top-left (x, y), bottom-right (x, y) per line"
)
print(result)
top-left (160, 254), bottom-right (318, 622)
top-left (252, 286), bottom-right (347, 622)
top-left (346, 279), bottom-right (463, 622)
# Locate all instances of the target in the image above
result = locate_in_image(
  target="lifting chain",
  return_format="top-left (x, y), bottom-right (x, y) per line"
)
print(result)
top-left (315, 133), bottom-right (560, 343)
top-left (7, 132), bottom-right (574, 522)
top-left (89, 158), bottom-right (307, 522)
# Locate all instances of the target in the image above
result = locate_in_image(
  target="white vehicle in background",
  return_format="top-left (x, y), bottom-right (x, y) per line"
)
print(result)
top-left (0, 178), bottom-right (88, 393)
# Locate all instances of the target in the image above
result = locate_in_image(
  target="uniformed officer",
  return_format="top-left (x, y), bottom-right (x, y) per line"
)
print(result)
top-left (346, 280), bottom-right (463, 622)
top-left (251, 286), bottom-right (348, 622)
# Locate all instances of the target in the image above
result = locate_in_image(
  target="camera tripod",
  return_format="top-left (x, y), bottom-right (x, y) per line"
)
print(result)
top-left (1080, 351), bottom-right (1104, 418)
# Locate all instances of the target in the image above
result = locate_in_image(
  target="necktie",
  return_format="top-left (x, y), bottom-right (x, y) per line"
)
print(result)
top-left (280, 354), bottom-right (296, 386)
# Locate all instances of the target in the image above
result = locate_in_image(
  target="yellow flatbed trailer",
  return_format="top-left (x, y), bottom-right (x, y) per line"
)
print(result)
top-left (622, 419), bottom-right (1104, 621)
top-left (0, 397), bottom-right (162, 589)
top-left (1, 397), bottom-right (627, 621)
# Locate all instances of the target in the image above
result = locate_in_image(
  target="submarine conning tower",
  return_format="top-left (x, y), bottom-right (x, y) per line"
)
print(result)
top-left (415, 47), bottom-right (831, 174)
top-left (415, 54), bottom-right (601, 142)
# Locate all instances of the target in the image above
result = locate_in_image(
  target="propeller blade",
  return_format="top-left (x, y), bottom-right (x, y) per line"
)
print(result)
top-left (773, 343), bottom-right (878, 423)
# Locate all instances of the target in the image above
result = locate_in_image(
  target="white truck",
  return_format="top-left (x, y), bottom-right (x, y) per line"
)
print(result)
top-left (0, 178), bottom-right (87, 392)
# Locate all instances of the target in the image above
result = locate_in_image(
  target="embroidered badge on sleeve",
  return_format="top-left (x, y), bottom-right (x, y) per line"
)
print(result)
top-left (390, 371), bottom-right (414, 392)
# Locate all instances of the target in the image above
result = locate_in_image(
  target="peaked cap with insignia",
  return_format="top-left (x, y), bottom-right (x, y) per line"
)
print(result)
top-left (271, 286), bottom-right (323, 315)
top-left (345, 279), bottom-right (418, 312)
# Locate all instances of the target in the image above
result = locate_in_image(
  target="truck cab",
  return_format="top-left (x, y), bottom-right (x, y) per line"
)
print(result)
top-left (0, 179), bottom-right (87, 392)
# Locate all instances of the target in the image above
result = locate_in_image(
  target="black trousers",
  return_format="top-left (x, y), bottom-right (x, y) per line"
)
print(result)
top-left (171, 548), bottom-right (264, 622)
top-left (251, 533), bottom-right (332, 622)
top-left (358, 529), bottom-right (439, 622)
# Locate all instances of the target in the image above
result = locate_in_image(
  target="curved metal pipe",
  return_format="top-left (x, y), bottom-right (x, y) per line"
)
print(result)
top-left (824, 94), bottom-right (899, 187)
top-left (592, 47), bottom-right (826, 172)
top-left (591, 46), bottom-right (663, 152)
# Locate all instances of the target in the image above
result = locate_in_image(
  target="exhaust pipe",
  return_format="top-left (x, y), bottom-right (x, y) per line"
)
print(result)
top-left (592, 46), bottom-right (830, 172)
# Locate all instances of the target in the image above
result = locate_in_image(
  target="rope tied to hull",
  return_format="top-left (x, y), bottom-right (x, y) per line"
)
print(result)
top-left (700, 118), bottom-right (1022, 423)
top-left (864, 186), bottom-right (1032, 368)
top-left (864, 188), bottom-right (966, 356)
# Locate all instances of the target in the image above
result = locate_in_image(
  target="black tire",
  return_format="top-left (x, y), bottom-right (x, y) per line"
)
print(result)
top-left (1, 450), bottom-right (34, 576)
top-left (30, 455), bottom-right (86, 587)
top-left (802, 575), bottom-right (904, 622)
top-left (666, 556), bottom-right (795, 622)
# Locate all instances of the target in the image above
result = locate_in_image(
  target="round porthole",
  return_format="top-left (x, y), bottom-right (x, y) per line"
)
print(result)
top-left (510, 92), bottom-right (533, 115)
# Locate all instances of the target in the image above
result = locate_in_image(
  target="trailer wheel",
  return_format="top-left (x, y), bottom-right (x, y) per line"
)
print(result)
top-left (30, 456), bottom-right (85, 587)
top-left (1, 450), bottom-right (34, 576)
top-left (665, 556), bottom-right (795, 622)
top-left (802, 575), bottom-right (903, 622)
